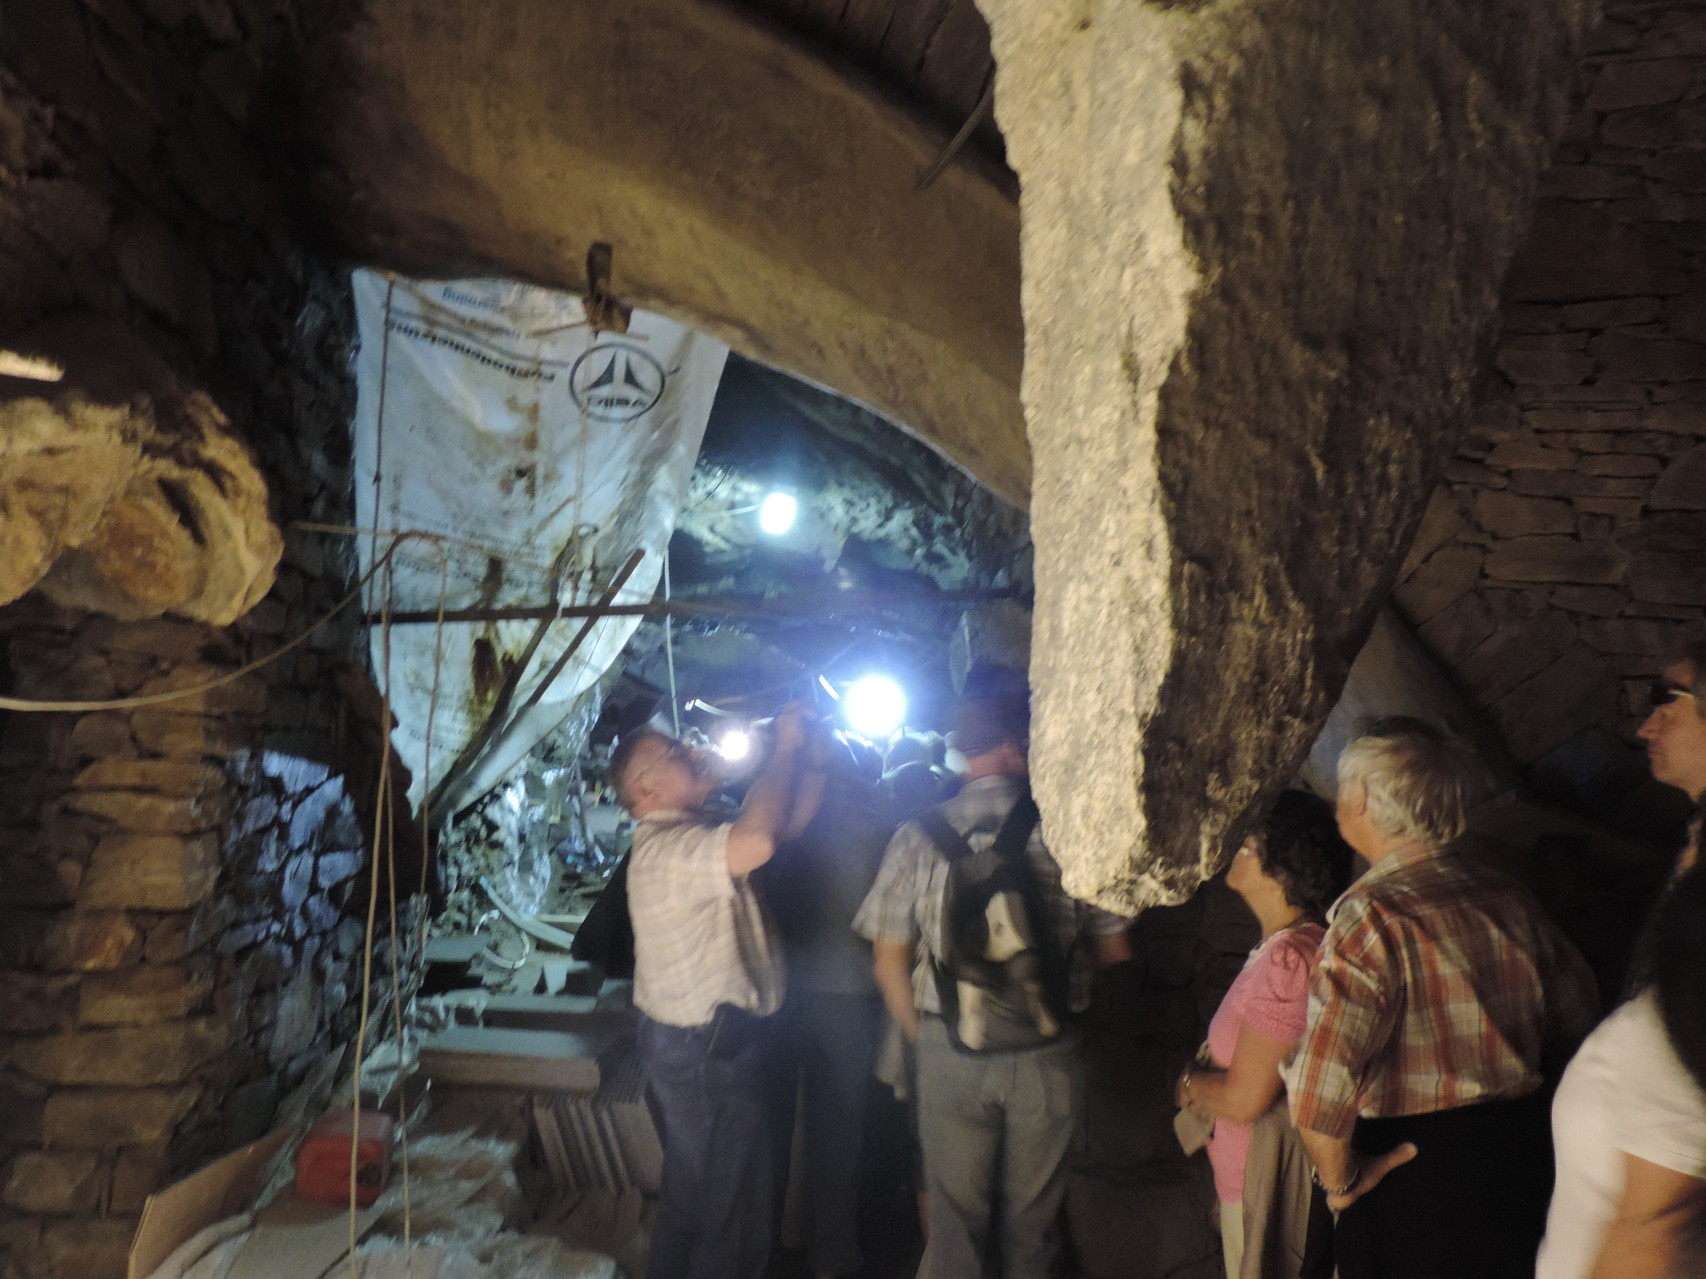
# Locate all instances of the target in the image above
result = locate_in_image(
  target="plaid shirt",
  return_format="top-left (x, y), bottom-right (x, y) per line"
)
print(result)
top-left (852, 773), bottom-right (1129, 1015)
top-left (1284, 842), bottom-right (1598, 1139)
top-left (628, 810), bottom-right (785, 1028)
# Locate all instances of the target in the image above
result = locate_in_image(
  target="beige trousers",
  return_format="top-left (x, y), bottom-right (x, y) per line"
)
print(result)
top-left (1219, 1200), bottom-right (1245, 1279)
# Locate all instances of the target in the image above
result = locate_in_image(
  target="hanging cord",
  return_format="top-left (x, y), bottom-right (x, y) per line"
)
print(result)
top-left (663, 556), bottom-right (681, 738)
top-left (399, 545), bottom-right (450, 1254)
top-left (367, 279), bottom-right (396, 617)
top-left (377, 561), bottom-right (412, 1256)
top-left (297, 521), bottom-right (584, 583)
top-left (916, 69), bottom-right (995, 192)
top-left (0, 531), bottom-right (442, 714)
top-left (348, 554), bottom-right (395, 1272)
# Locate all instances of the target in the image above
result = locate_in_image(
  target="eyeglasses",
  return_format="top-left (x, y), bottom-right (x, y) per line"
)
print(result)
top-left (628, 740), bottom-right (698, 788)
top-left (1648, 681), bottom-right (1696, 709)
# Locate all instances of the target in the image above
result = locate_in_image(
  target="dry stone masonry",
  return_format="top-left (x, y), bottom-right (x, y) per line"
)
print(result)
top-left (0, 603), bottom-right (368, 1279)
top-left (0, 2), bottom-right (370, 1277)
top-left (1394, 0), bottom-right (1706, 842)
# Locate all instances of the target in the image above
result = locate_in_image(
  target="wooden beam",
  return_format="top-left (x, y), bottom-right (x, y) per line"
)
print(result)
top-left (369, 586), bottom-right (1019, 627)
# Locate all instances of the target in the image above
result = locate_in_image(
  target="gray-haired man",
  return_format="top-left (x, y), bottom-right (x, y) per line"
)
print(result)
top-left (1285, 717), bottom-right (1596, 1279)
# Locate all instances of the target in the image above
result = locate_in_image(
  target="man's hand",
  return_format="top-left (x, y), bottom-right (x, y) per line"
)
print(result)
top-left (1324, 1142), bottom-right (1419, 1213)
top-left (770, 700), bottom-right (814, 753)
top-left (872, 940), bottom-right (921, 1044)
top-left (728, 701), bottom-right (819, 876)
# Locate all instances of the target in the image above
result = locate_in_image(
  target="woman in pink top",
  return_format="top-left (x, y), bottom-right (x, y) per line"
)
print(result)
top-left (1175, 790), bottom-right (1353, 1279)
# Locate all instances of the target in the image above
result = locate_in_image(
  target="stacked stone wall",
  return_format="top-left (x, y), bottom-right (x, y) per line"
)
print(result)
top-left (0, 2), bottom-right (364, 1277)
top-left (0, 604), bottom-right (372, 1279)
top-left (1395, 1), bottom-right (1706, 841)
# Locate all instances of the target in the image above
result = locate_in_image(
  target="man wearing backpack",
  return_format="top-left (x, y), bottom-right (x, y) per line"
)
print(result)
top-left (854, 685), bottom-right (1132, 1279)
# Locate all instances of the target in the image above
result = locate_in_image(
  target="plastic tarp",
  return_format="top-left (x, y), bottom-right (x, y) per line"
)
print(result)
top-left (352, 272), bottom-right (727, 813)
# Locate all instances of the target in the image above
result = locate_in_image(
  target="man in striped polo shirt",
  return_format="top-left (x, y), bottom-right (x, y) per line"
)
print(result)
top-left (611, 704), bottom-right (831, 1279)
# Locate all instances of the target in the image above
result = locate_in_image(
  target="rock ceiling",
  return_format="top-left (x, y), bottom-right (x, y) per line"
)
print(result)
top-left (1, 0), bottom-right (1670, 910)
top-left (306, 0), bottom-right (1595, 909)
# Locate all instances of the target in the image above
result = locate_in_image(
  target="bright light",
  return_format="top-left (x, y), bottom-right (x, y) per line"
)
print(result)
top-left (759, 491), bottom-right (798, 536)
top-left (716, 729), bottom-right (752, 762)
top-left (844, 676), bottom-right (906, 739)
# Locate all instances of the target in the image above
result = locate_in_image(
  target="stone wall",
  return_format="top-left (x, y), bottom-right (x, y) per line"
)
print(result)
top-left (0, 2), bottom-right (364, 1276)
top-left (1395, 1), bottom-right (1706, 844)
top-left (0, 605), bottom-right (372, 1279)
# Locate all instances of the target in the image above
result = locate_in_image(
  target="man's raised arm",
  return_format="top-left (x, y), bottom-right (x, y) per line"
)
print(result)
top-left (726, 703), bottom-right (813, 877)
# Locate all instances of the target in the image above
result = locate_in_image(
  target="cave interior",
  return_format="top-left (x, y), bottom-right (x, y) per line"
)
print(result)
top-left (0, 0), bottom-right (1702, 1276)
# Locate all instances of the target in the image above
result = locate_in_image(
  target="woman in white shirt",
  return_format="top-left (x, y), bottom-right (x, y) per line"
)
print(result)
top-left (1536, 865), bottom-right (1706, 1279)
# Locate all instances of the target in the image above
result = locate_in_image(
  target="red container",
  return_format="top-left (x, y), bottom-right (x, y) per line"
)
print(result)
top-left (294, 1108), bottom-right (394, 1207)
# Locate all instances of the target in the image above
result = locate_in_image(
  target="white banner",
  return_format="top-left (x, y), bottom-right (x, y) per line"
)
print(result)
top-left (352, 271), bottom-right (727, 814)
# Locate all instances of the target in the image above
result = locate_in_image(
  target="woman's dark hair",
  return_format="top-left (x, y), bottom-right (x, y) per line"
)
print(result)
top-left (1255, 789), bottom-right (1356, 921)
top-left (1649, 863), bottom-right (1706, 1097)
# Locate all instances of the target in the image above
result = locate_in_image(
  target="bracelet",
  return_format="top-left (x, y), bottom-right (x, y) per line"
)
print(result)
top-left (1180, 1066), bottom-right (1195, 1098)
top-left (1311, 1162), bottom-right (1359, 1198)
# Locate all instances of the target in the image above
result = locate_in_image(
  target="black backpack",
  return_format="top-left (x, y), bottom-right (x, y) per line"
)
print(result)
top-left (916, 793), bottom-right (1072, 1054)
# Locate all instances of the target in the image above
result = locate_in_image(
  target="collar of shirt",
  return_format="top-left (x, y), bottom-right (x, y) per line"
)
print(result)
top-left (1363, 837), bottom-right (1438, 881)
top-left (1327, 838), bottom-right (1437, 923)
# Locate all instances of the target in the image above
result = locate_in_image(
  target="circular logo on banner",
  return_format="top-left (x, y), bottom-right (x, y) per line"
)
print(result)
top-left (570, 343), bottom-right (666, 422)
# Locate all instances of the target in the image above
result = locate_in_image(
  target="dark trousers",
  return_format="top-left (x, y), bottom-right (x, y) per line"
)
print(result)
top-left (1333, 1090), bottom-right (1554, 1279)
top-left (640, 1012), bottom-right (777, 1279)
top-left (772, 991), bottom-right (885, 1276)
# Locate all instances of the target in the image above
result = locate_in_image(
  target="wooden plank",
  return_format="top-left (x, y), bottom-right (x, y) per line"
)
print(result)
top-left (531, 1098), bottom-right (576, 1190)
top-left (595, 1105), bottom-right (630, 1190)
top-left (418, 1027), bottom-right (609, 1092)
top-left (477, 996), bottom-right (627, 1036)
top-left (224, 1195), bottom-right (380, 1279)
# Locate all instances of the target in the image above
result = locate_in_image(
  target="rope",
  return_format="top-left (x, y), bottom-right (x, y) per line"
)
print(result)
top-left (0, 531), bottom-right (440, 713)
top-left (367, 279), bottom-right (395, 618)
top-left (0, 512), bottom-right (612, 716)
top-left (347, 556), bottom-right (393, 1270)
top-left (294, 520), bottom-right (596, 592)
top-left (401, 546), bottom-right (450, 1252)
top-left (663, 556), bottom-right (681, 738)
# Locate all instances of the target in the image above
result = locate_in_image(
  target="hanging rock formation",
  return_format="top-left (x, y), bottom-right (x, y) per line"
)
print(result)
top-left (0, 318), bottom-right (281, 626)
top-left (978, 0), bottom-right (1595, 910)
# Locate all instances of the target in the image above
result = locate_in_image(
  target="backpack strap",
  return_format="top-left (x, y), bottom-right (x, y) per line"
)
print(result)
top-left (915, 791), bottom-right (1073, 1047)
top-left (914, 806), bottom-right (979, 1037)
top-left (915, 808), bottom-right (975, 864)
top-left (990, 793), bottom-right (1040, 861)
top-left (989, 792), bottom-right (1072, 1028)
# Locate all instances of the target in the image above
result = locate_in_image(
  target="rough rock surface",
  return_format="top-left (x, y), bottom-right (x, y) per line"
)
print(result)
top-left (0, 319), bottom-right (282, 625)
top-left (979, 0), bottom-right (1593, 910)
top-left (309, 0), bottom-right (1027, 504)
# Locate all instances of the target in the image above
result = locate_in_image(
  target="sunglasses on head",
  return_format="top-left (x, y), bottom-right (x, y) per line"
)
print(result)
top-left (1649, 681), bottom-right (1695, 709)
